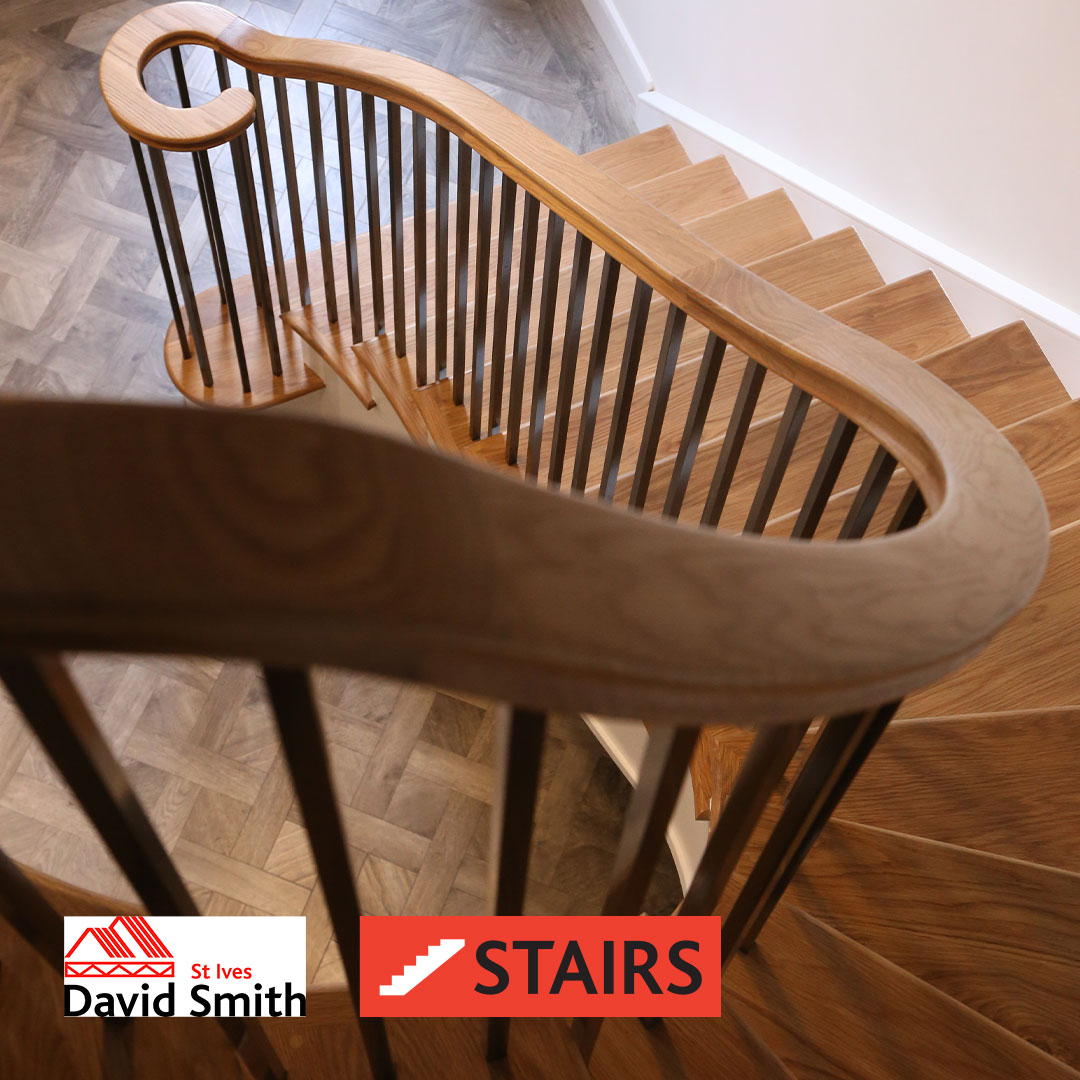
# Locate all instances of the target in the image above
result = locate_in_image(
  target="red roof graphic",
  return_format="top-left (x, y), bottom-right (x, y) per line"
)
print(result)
top-left (65, 916), bottom-right (174, 978)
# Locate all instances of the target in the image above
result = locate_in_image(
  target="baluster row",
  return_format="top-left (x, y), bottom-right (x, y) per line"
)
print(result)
top-left (136, 50), bottom-right (923, 539)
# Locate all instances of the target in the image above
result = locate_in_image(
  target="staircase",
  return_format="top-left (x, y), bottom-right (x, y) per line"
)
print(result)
top-left (355, 128), bottom-right (1080, 1075)
top-left (6, 3), bottom-right (1066, 1077)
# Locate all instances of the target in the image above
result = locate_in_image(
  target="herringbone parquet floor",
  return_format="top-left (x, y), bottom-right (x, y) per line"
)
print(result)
top-left (0, 0), bottom-right (669, 984)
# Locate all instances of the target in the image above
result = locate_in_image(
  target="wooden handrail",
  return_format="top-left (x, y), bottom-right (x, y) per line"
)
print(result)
top-left (0, 399), bottom-right (1047, 725)
top-left (94, 3), bottom-right (1050, 724)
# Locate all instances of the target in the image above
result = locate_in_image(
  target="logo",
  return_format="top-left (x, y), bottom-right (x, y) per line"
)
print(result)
top-left (358, 916), bottom-right (721, 1017)
top-left (65, 916), bottom-right (174, 979)
top-left (63, 917), bottom-right (306, 1019)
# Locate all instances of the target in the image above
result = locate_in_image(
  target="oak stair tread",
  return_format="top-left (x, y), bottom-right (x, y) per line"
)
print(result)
top-left (1002, 400), bottom-right (1080, 530)
top-left (583, 125), bottom-right (691, 186)
top-left (685, 189), bottom-right (811, 264)
top-left (825, 268), bottom-right (969, 359)
top-left (726, 903), bottom-right (1080, 1080)
top-left (749, 228), bottom-right (884, 310)
top-left (591, 1010), bottom-right (796, 1080)
top-left (921, 320), bottom-right (1070, 428)
top-left (630, 155), bottom-right (747, 224)
top-left (836, 708), bottom-right (1080, 872)
top-left (784, 817), bottom-right (1080, 1069)
top-left (900, 523), bottom-right (1080, 720)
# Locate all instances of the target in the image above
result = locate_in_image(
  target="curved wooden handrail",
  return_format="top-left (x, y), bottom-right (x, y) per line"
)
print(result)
top-left (94, 4), bottom-right (1051, 723)
top-left (0, 399), bottom-right (1047, 725)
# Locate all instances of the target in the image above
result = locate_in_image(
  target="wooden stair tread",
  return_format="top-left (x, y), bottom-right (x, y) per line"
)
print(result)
top-left (1002, 400), bottom-right (1080, 531)
top-left (750, 228), bottom-right (883, 310)
top-left (630, 156), bottom-right (747, 224)
top-left (827, 269), bottom-right (968, 358)
top-left (583, 125), bottom-right (691, 186)
top-left (591, 1011), bottom-right (796, 1080)
top-left (727, 903), bottom-right (1079, 1080)
top-left (272, 994), bottom-right (595, 1079)
top-left (686, 190), bottom-right (811, 265)
top-left (837, 708), bottom-right (1080, 871)
top-left (902, 522), bottom-right (1080, 719)
top-left (785, 817), bottom-right (1080, 1068)
top-left (921, 321), bottom-right (1068, 428)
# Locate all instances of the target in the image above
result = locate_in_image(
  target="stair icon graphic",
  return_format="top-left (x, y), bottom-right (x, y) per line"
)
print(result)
top-left (378, 938), bottom-right (466, 997)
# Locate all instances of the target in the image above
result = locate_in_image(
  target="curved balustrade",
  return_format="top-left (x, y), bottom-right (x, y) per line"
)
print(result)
top-left (96, 1), bottom-right (1048, 713)
top-left (0, 5), bottom-right (1047, 1077)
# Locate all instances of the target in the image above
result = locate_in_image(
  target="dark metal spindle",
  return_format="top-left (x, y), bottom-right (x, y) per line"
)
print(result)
top-left (678, 723), bottom-right (811, 918)
top-left (470, 158), bottom-right (495, 440)
top-left (434, 126), bottom-right (450, 377)
top-left (262, 667), bottom-right (395, 1080)
top-left (245, 69), bottom-right (290, 312)
top-left (0, 656), bottom-right (285, 1079)
top-left (505, 193), bottom-right (540, 465)
top-left (736, 703), bottom-right (900, 952)
top-left (273, 77), bottom-right (311, 306)
top-left (488, 179), bottom-right (517, 434)
top-left (213, 55), bottom-right (261, 313)
top-left (334, 86), bottom-right (363, 343)
top-left (229, 132), bottom-right (279, 381)
top-left (663, 333), bottom-right (727, 518)
top-left (413, 111), bottom-right (428, 385)
top-left (485, 706), bottom-right (546, 1062)
top-left (791, 415), bottom-right (858, 539)
top-left (191, 150), bottom-right (248, 389)
top-left (361, 93), bottom-right (385, 334)
top-left (147, 147), bottom-right (212, 386)
top-left (839, 445), bottom-right (898, 539)
top-left (548, 232), bottom-right (593, 485)
top-left (388, 102), bottom-right (406, 356)
top-left (169, 48), bottom-right (225, 307)
top-left (887, 481), bottom-right (926, 533)
top-left (452, 139), bottom-right (472, 404)
top-left (721, 705), bottom-right (897, 965)
top-left (598, 278), bottom-right (652, 501)
top-left (305, 81), bottom-right (338, 323)
top-left (743, 386), bottom-right (813, 534)
top-left (130, 138), bottom-right (189, 359)
top-left (524, 213), bottom-right (565, 478)
top-left (572, 254), bottom-right (621, 492)
top-left (575, 726), bottom-right (698, 1061)
top-left (0, 846), bottom-right (64, 972)
top-left (700, 359), bottom-right (767, 526)
top-left (629, 304), bottom-right (687, 508)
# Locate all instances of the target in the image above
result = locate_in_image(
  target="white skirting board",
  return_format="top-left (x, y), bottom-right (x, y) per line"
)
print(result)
top-left (635, 90), bottom-right (1080, 399)
top-left (583, 715), bottom-right (709, 894)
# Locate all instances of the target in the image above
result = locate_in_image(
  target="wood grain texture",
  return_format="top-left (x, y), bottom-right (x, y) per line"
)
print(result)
top-left (837, 708), bottom-right (1080, 871)
top-left (785, 817), bottom-right (1080, 1068)
top-left (98, 8), bottom-right (1050, 609)
top-left (630, 155), bottom-right (747, 224)
top-left (727, 903), bottom-right (1078, 1080)
top-left (749, 228), bottom-right (883, 310)
top-left (1003, 401), bottom-right (1080, 530)
top-left (583, 125), bottom-right (690, 185)
top-left (0, 396), bottom-right (1047, 727)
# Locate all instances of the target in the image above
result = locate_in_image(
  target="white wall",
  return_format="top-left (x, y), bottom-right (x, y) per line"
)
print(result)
top-left (603, 0), bottom-right (1080, 318)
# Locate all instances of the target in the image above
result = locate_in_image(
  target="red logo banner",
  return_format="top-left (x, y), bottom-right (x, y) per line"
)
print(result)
top-left (358, 916), bottom-right (721, 1017)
